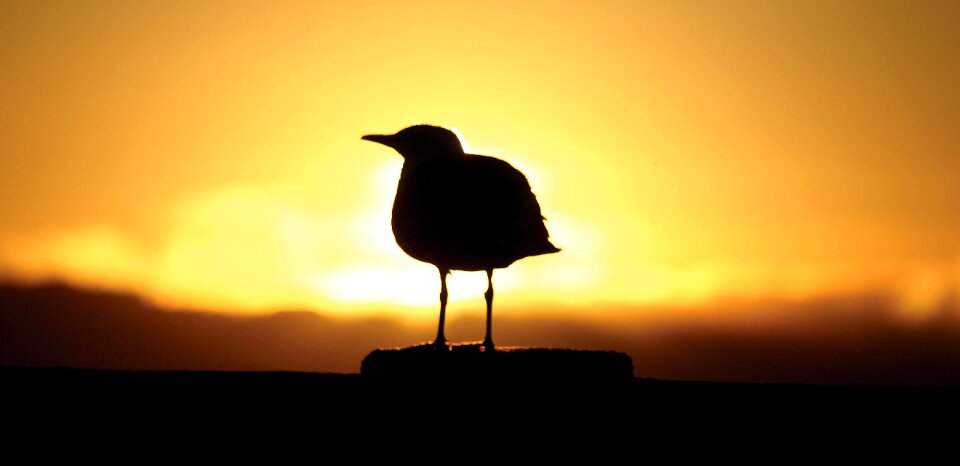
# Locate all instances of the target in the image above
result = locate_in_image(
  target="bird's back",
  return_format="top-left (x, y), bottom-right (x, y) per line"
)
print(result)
top-left (392, 153), bottom-right (559, 271)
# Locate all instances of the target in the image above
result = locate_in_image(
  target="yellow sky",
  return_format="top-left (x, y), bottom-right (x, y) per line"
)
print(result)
top-left (1, 1), bottom-right (957, 318)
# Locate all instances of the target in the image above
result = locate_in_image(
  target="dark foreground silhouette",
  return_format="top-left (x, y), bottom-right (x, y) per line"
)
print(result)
top-left (363, 125), bottom-right (559, 350)
top-left (6, 366), bottom-right (954, 430)
top-left (6, 367), bottom-right (954, 452)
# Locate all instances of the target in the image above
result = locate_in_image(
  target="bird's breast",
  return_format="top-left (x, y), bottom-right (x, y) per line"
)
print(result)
top-left (390, 174), bottom-right (451, 266)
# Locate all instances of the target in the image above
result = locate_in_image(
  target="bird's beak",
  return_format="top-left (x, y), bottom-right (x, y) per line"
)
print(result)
top-left (361, 134), bottom-right (395, 148)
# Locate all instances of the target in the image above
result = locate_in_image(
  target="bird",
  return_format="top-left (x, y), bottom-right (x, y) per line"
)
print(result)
top-left (362, 125), bottom-right (560, 351)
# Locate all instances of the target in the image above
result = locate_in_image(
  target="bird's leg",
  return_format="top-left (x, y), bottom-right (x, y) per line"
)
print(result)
top-left (433, 267), bottom-right (449, 349)
top-left (482, 269), bottom-right (495, 352)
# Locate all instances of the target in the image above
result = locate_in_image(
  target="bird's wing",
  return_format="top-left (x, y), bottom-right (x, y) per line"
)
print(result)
top-left (392, 153), bottom-right (557, 270)
top-left (460, 154), bottom-right (539, 215)
top-left (458, 154), bottom-right (558, 255)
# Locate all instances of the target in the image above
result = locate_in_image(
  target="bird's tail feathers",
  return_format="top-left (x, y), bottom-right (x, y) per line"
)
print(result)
top-left (527, 241), bottom-right (561, 257)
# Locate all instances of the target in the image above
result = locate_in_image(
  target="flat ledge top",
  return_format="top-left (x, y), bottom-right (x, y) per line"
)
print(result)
top-left (361, 343), bottom-right (634, 385)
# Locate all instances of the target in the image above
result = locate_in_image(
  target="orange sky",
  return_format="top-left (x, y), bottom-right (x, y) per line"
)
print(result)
top-left (1, 1), bottom-right (957, 319)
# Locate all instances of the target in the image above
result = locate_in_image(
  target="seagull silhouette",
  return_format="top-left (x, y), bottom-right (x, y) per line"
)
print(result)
top-left (363, 125), bottom-right (560, 351)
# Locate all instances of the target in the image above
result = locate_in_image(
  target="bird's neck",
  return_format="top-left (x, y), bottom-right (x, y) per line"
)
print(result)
top-left (399, 159), bottom-right (425, 177)
top-left (400, 151), bottom-right (462, 174)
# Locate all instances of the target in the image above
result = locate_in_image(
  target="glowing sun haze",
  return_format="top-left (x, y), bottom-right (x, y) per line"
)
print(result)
top-left (1, 1), bottom-right (957, 319)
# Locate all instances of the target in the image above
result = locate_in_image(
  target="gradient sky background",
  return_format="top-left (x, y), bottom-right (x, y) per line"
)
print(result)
top-left (1, 0), bottom-right (958, 329)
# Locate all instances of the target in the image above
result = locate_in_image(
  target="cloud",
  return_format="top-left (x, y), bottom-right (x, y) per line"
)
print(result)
top-left (0, 225), bottom-right (149, 291)
top-left (896, 264), bottom-right (957, 319)
top-left (2, 181), bottom-right (957, 319)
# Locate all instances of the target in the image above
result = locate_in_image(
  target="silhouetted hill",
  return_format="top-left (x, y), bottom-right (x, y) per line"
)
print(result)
top-left (4, 283), bottom-right (959, 446)
top-left (2, 283), bottom-right (959, 386)
top-left (0, 282), bottom-right (409, 372)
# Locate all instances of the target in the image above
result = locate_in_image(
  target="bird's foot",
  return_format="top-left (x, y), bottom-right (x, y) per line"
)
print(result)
top-left (431, 339), bottom-right (450, 351)
top-left (481, 340), bottom-right (496, 352)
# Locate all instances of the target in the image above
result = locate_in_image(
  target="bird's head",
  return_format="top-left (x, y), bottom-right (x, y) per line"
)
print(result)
top-left (362, 125), bottom-right (464, 162)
